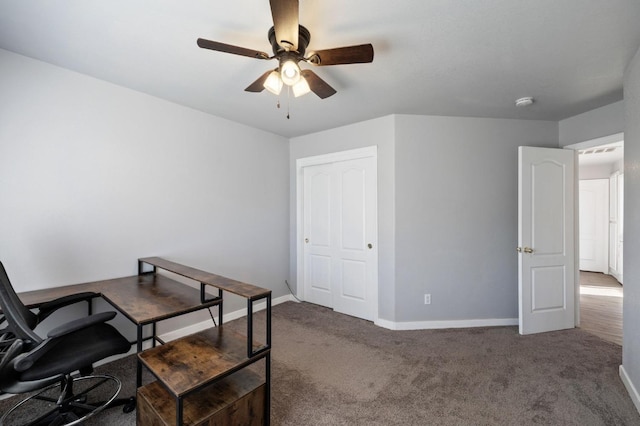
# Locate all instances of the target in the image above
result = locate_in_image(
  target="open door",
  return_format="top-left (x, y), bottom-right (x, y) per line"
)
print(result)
top-left (518, 146), bottom-right (577, 335)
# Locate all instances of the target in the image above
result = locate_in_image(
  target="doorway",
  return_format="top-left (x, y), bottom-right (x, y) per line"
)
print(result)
top-left (576, 137), bottom-right (624, 282)
top-left (568, 134), bottom-right (624, 339)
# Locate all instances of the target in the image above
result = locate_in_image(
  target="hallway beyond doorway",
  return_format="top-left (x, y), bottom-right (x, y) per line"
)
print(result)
top-left (580, 271), bottom-right (623, 345)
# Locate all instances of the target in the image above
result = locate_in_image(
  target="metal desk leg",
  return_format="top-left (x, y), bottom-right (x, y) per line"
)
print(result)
top-left (265, 352), bottom-right (271, 425)
top-left (136, 324), bottom-right (143, 387)
top-left (176, 397), bottom-right (184, 426)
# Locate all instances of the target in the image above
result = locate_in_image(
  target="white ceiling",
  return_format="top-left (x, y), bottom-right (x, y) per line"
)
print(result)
top-left (1, 0), bottom-right (640, 138)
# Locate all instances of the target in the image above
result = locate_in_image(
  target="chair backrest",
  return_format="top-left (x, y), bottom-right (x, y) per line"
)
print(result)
top-left (0, 262), bottom-right (42, 350)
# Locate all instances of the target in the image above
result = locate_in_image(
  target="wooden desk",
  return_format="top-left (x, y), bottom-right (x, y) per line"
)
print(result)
top-left (17, 258), bottom-right (271, 425)
top-left (19, 273), bottom-right (215, 323)
top-left (19, 272), bottom-right (221, 387)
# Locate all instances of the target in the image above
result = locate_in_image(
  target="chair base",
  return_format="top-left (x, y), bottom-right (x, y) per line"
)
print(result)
top-left (0, 374), bottom-right (135, 426)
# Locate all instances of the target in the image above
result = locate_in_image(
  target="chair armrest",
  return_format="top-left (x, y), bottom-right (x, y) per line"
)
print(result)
top-left (47, 311), bottom-right (116, 339)
top-left (37, 292), bottom-right (100, 321)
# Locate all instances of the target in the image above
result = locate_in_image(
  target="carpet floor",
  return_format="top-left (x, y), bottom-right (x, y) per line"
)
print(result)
top-left (1, 301), bottom-right (638, 425)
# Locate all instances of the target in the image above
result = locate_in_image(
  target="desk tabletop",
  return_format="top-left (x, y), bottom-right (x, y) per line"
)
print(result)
top-left (17, 258), bottom-right (270, 325)
top-left (139, 257), bottom-right (271, 300)
top-left (18, 274), bottom-right (215, 325)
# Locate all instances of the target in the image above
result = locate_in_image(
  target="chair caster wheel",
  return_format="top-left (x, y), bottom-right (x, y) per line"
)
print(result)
top-left (123, 397), bottom-right (136, 413)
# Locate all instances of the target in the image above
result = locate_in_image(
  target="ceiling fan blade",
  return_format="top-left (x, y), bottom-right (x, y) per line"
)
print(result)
top-left (301, 69), bottom-right (336, 99)
top-left (197, 38), bottom-right (270, 60)
top-left (307, 44), bottom-right (374, 66)
top-left (245, 70), bottom-right (274, 93)
top-left (269, 0), bottom-right (299, 51)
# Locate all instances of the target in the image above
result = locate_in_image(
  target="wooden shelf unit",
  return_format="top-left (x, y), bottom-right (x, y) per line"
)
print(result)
top-left (136, 257), bottom-right (271, 426)
top-left (137, 370), bottom-right (265, 426)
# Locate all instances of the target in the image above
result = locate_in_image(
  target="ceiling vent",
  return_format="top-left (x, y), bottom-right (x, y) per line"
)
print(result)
top-left (579, 147), bottom-right (618, 155)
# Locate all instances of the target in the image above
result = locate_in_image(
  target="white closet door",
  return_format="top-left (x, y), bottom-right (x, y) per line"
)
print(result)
top-left (303, 164), bottom-right (334, 308)
top-left (302, 155), bottom-right (377, 321)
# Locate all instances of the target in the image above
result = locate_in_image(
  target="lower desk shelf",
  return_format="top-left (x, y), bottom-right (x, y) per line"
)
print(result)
top-left (137, 326), bottom-right (269, 425)
top-left (137, 369), bottom-right (265, 426)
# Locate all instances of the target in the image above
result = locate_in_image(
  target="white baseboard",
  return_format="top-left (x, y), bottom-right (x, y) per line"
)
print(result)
top-left (620, 365), bottom-right (640, 415)
top-left (159, 294), bottom-right (294, 342)
top-left (375, 317), bottom-right (518, 331)
top-left (160, 296), bottom-right (516, 335)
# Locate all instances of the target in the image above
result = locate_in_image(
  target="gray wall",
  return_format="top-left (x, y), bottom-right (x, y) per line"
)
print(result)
top-left (290, 114), bottom-right (558, 325)
top-left (623, 44), bottom-right (640, 406)
top-left (394, 115), bottom-right (558, 322)
top-left (559, 101), bottom-right (624, 147)
top-left (0, 49), bottom-right (290, 336)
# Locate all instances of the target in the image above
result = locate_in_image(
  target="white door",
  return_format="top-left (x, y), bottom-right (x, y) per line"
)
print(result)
top-left (579, 179), bottom-right (608, 273)
top-left (518, 146), bottom-right (576, 335)
top-left (302, 155), bottom-right (377, 321)
top-left (303, 164), bottom-right (334, 308)
top-left (331, 158), bottom-right (377, 320)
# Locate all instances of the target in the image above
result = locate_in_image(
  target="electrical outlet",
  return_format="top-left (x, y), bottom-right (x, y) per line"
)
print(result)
top-left (424, 294), bottom-right (431, 305)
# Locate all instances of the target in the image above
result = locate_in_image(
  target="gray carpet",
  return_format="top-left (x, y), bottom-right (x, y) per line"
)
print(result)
top-left (1, 301), bottom-right (638, 425)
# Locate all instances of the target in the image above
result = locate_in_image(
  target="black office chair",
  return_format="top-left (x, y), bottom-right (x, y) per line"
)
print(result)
top-left (0, 282), bottom-right (98, 360)
top-left (0, 261), bottom-right (135, 425)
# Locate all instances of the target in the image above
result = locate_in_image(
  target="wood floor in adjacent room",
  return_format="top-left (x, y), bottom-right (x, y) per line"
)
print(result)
top-left (580, 271), bottom-right (623, 346)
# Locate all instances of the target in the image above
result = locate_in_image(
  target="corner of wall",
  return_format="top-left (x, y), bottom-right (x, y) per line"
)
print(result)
top-left (558, 101), bottom-right (625, 147)
top-left (620, 365), bottom-right (640, 415)
top-left (621, 41), bottom-right (640, 417)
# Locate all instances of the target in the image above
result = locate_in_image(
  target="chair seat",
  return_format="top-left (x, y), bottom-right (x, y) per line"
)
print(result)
top-left (23, 323), bottom-right (130, 381)
top-left (1, 323), bottom-right (130, 394)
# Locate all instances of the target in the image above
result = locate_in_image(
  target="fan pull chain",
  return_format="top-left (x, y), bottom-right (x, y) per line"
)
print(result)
top-left (274, 88), bottom-right (292, 119)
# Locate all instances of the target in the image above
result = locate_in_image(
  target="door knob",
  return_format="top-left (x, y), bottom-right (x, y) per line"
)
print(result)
top-left (517, 247), bottom-right (534, 253)
top-left (305, 238), bottom-right (309, 243)
top-left (367, 243), bottom-right (373, 249)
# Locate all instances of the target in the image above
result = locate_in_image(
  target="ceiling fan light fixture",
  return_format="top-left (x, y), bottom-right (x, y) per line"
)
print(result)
top-left (281, 60), bottom-right (301, 86)
top-left (264, 70), bottom-right (283, 95)
top-left (292, 76), bottom-right (311, 97)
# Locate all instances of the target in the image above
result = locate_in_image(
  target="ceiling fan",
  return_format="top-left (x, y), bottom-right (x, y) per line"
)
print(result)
top-left (196, 0), bottom-right (374, 99)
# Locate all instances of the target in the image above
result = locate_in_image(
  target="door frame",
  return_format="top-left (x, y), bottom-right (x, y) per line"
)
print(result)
top-left (565, 131), bottom-right (624, 326)
top-left (295, 146), bottom-right (379, 321)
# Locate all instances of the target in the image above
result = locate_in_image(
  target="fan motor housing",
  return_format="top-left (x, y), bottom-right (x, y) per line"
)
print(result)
top-left (268, 25), bottom-right (311, 57)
